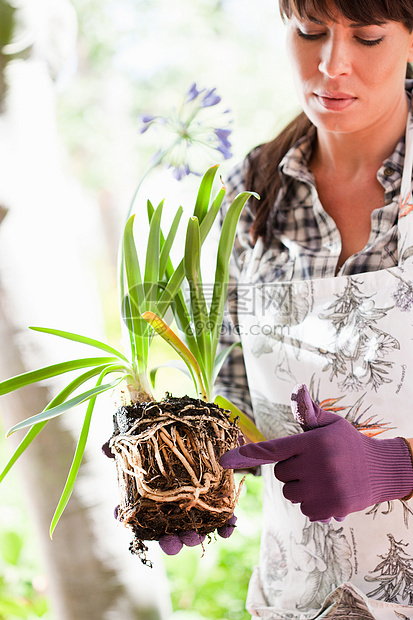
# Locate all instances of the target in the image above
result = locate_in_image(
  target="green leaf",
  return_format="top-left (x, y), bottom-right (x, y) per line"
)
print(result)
top-left (184, 216), bottom-right (210, 370)
top-left (29, 326), bottom-right (130, 363)
top-left (146, 197), bottom-right (155, 222)
top-left (198, 186), bottom-right (226, 244)
top-left (1, 422), bottom-right (48, 484)
top-left (123, 214), bottom-right (143, 306)
top-left (144, 199), bottom-right (163, 308)
top-left (121, 294), bottom-right (136, 362)
top-left (158, 220), bottom-right (201, 360)
top-left (170, 291), bottom-right (200, 359)
top-left (159, 206), bottom-right (183, 279)
top-left (123, 214), bottom-right (149, 371)
top-left (49, 365), bottom-right (121, 538)
top-left (157, 185), bottom-right (225, 316)
top-left (0, 365), bottom-right (113, 484)
top-left (209, 191), bottom-right (258, 360)
top-left (6, 377), bottom-right (123, 436)
top-left (193, 164), bottom-right (220, 223)
top-left (142, 311), bottom-right (207, 399)
top-left (214, 395), bottom-right (265, 443)
top-left (163, 188), bottom-right (226, 358)
top-left (50, 405), bottom-right (93, 538)
top-left (0, 356), bottom-right (119, 395)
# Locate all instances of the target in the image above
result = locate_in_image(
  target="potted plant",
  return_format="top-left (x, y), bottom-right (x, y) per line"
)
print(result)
top-left (0, 85), bottom-right (262, 564)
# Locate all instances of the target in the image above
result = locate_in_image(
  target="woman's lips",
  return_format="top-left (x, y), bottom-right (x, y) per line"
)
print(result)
top-left (315, 91), bottom-right (356, 111)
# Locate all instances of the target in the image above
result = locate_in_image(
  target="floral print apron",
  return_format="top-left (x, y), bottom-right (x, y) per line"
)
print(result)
top-left (238, 111), bottom-right (413, 619)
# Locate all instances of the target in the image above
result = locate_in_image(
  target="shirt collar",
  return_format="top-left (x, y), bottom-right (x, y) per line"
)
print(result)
top-left (278, 125), bottom-right (316, 187)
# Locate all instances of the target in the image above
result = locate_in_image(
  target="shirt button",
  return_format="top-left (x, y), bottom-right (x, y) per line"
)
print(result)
top-left (383, 167), bottom-right (394, 177)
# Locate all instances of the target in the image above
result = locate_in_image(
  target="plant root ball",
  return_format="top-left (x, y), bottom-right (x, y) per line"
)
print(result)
top-left (109, 395), bottom-right (242, 561)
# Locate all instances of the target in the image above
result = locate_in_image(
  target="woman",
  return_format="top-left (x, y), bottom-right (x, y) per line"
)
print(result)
top-left (217, 0), bottom-right (413, 618)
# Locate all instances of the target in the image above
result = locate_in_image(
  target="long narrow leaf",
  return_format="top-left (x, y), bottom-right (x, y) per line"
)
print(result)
top-left (123, 214), bottom-right (144, 307)
top-left (160, 221), bottom-right (202, 364)
top-left (157, 186), bottom-right (225, 316)
top-left (159, 206), bottom-right (183, 279)
top-left (142, 311), bottom-right (207, 399)
top-left (0, 364), bottom-right (114, 483)
top-left (49, 364), bottom-right (124, 537)
top-left (6, 377), bottom-right (124, 436)
top-left (121, 294), bottom-right (136, 363)
top-left (50, 402), bottom-right (94, 538)
top-left (193, 164), bottom-right (219, 223)
top-left (161, 254), bottom-right (205, 375)
top-left (123, 215), bottom-right (149, 371)
top-left (184, 217), bottom-right (210, 371)
top-left (29, 326), bottom-right (130, 364)
top-left (146, 200), bottom-right (199, 360)
top-left (146, 198), bottom-right (155, 223)
top-left (144, 199), bottom-right (163, 308)
top-left (0, 357), bottom-right (119, 396)
top-left (170, 291), bottom-right (201, 365)
top-left (198, 187), bottom-right (226, 245)
top-left (209, 191), bottom-right (258, 361)
top-left (1, 424), bottom-right (48, 483)
top-left (163, 189), bottom-right (227, 362)
top-left (214, 395), bottom-right (265, 443)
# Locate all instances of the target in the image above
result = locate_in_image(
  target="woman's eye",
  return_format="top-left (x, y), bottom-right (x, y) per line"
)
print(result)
top-left (297, 29), bottom-right (325, 40)
top-left (296, 28), bottom-right (384, 47)
top-left (356, 36), bottom-right (384, 46)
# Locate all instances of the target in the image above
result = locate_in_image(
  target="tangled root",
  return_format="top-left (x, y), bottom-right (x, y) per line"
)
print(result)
top-left (110, 395), bottom-right (243, 560)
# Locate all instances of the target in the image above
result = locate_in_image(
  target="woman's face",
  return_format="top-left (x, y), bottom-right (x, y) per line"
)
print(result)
top-left (286, 7), bottom-right (413, 135)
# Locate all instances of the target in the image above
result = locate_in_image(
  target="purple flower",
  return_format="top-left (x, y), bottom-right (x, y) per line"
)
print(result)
top-left (138, 84), bottom-right (232, 180)
top-left (202, 88), bottom-right (221, 107)
top-left (215, 128), bottom-right (231, 148)
top-left (140, 114), bottom-right (158, 123)
top-left (170, 163), bottom-right (191, 181)
top-left (138, 114), bottom-right (159, 133)
top-left (216, 143), bottom-right (233, 160)
top-left (186, 83), bottom-right (203, 102)
top-left (214, 128), bottom-right (232, 159)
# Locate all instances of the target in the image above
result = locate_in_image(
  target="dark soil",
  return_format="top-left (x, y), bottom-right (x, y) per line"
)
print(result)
top-left (109, 395), bottom-right (241, 563)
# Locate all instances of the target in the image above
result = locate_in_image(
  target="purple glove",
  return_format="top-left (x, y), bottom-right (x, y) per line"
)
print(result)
top-left (290, 386), bottom-right (345, 523)
top-left (102, 440), bottom-right (115, 458)
top-left (159, 515), bottom-right (237, 555)
top-left (220, 384), bottom-right (413, 522)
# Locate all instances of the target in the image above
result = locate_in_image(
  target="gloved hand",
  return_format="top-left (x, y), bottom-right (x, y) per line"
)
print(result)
top-left (158, 514), bottom-right (237, 555)
top-left (102, 440), bottom-right (115, 458)
top-left (220, 384), bottom-right (413, 522)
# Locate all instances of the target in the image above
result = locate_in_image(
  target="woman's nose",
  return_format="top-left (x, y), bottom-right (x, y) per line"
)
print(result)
top-left (318, 37), bottom-right (351, 78)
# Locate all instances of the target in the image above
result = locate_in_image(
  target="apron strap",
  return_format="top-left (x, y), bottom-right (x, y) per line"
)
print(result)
top-left (397, 107), bottom-right (413, 261)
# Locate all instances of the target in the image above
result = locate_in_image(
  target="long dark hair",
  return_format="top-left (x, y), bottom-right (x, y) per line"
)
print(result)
top-left (248, 0), bottom-right (413, 243)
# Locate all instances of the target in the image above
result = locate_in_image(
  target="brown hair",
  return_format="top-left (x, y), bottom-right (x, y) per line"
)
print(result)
top-left (248, 0), bottom-right (413, 243)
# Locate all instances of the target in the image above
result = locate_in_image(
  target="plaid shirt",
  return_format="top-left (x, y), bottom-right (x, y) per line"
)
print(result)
top-left (215, 112), bottom-right (409, 419)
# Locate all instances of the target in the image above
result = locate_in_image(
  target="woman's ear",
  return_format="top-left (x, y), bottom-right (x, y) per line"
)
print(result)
top-left (408, 32), bottom-right (413, 63)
